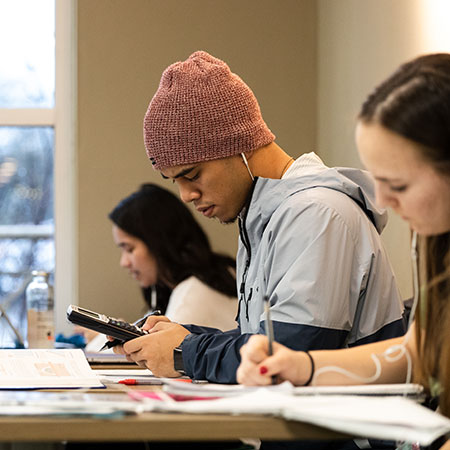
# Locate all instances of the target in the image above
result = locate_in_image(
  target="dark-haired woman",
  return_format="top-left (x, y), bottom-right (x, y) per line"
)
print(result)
top-left (109, 183), bottom-right (238, 331)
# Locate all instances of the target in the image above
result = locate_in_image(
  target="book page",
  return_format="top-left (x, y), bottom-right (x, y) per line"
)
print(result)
top-left (0, 349), bottom-right (104, 389)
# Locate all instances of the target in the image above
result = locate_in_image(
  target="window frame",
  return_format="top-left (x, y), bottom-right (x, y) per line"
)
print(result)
top-left (54, 0), bottom-right (77, 334)
top-left (0, 1), bottom-right (77, 335)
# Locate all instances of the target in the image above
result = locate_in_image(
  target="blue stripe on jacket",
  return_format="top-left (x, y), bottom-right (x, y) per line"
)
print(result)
top-left (182, 317), bottom-right (405, 383)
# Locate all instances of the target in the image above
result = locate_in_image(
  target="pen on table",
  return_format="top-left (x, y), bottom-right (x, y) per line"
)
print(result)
top-left (264, 296), bottom-right (277, 385)
top-left (118, 377), bottom-right (201, 386)
top-left (99, 310), bottom-right (162, 351)
top-left (118, 378), bottom-right (162, 386)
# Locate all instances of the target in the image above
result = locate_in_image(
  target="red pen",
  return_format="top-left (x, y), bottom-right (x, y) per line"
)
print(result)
top-left (118, 377), bottom-right (204, 385)
top-left (118, 379), bottom-right (139, 385)
top-left (128, 391), bottom-right (220, 402)
top-left (118, 378), bottom-right (163, 385)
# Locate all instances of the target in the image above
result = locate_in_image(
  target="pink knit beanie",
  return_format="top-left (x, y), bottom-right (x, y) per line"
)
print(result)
top-left (143, 51), bottom-right (275, 170)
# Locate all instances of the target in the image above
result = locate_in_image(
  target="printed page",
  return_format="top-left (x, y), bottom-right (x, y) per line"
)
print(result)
top-left (0, 348), bottom-right (104, 388)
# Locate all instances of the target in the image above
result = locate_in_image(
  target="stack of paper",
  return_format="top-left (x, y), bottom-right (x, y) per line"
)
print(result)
top-left (94, 368), bottom-right (164, 385)
top-left (292, 383), bottom-right (425, 398)
top-left (283, 394), bottom-right (449, 446)
top-left (0, 391), bottom-right (142, 417)
top-left (162, 378), bottom-right (277, 397)
top-left (85, 352), bottom-right (130, 365)
top-left (162, 380), bottom-right (424, 400)
top-left (0, 348), bottom-right (104, 389)
top-left (134, 381), bottom-right (450, 446)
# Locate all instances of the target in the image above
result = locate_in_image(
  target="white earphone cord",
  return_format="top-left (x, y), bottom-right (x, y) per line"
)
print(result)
top-left (241, 153), bottom-right (254, 181)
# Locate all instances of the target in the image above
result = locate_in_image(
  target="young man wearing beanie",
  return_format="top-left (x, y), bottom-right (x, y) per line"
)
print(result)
top-left (114, 51), bottom-right (405, 389)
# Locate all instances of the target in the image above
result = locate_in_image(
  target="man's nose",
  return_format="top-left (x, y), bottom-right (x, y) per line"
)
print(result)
top-left (177, 182), bottom-right (200, 204)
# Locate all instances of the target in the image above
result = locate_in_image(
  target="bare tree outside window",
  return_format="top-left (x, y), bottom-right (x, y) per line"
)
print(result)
top-left (0, 0), bottom-right (55, 347)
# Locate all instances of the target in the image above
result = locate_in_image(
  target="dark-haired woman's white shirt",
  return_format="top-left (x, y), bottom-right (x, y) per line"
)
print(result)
top-left (165, 276), bottom-right (238, 331)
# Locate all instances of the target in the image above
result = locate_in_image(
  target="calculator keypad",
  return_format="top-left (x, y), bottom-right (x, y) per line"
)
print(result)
top-left (109, 318), bottom-right (148, 336)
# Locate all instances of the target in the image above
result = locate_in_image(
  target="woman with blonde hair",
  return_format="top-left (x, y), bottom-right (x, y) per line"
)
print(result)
top-left (237, 53), bottom-right (450, 449)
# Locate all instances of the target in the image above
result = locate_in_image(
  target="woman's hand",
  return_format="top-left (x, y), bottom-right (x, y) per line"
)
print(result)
top-left (237, 335), bottom-right (311, 386)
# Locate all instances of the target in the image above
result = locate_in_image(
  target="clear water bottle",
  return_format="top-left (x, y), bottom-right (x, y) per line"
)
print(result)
top-left (26, 271), bottom-right (55, 349)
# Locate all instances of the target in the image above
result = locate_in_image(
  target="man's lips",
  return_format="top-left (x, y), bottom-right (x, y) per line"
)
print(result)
top-left (197, 205), bottom-right (215, 217)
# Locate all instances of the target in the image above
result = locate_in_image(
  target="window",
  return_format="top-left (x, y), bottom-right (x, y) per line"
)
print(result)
top-left (0, 0), bottom-right (76, 347)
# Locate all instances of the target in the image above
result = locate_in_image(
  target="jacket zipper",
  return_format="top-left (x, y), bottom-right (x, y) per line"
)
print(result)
top-left (237, 179), bottom-right (257, 322)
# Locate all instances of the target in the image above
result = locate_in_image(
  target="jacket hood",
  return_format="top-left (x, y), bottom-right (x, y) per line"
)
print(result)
top-left (249, 161), bottom-right (387, 234)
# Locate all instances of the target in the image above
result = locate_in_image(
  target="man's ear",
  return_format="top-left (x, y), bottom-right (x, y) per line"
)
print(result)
top-left (243, 150), bottom-right (255, 160)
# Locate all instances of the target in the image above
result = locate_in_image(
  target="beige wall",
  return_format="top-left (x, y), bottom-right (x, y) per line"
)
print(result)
top-left (317, 0), bottom-right (447, 300)
top-left (77, 0), bottom-right (317, 320)
top-left (76, 0), bottom-right (448, 322)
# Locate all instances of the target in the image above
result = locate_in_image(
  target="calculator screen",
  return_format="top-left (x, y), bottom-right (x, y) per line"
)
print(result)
top-left (78, 307), bottom-right (100, 319)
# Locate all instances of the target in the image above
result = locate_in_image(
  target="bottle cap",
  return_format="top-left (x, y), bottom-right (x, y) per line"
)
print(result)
top-left (31, 270), bottom-right (49, 278)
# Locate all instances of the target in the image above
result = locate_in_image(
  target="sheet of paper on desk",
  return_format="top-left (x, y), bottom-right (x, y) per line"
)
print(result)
top-left (140, 384), bottom-right (450, 446)
top-left (283, 394), bottom-right (450, 446)
top-left (94, 369), bottom-right (195, 385)
top-left (93, 368), bottom-right (164, 384)
top-left (162, 380), bottom-right (424, 400)
top-left (93, 368), bottom-right (155, 377)
top-left (162, 378), bottom-right (292, 397)
top-left (293, 383), bottom-right (425, 399)
top-left (0, 390), bottom-right (143, 417)
top-left (85, 352), bottom-right (130, 365)
top-left (0, 348), bottom-right (104, 389)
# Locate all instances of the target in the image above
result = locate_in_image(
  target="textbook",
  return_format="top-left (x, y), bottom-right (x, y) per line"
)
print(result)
top-left (0, 348), bottom-right (104, 389)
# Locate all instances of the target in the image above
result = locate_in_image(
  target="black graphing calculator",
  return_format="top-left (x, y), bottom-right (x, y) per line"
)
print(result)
top-left (66, 305), bottom-right (149, 342)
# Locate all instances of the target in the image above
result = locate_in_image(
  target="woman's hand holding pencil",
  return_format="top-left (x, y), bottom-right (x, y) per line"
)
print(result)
top-left (237, 335), bottom-right (312, 386)
top-left (237, 296), bottom-right (315, 387)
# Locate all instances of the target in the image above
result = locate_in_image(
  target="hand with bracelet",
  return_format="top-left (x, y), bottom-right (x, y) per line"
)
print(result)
top-left (237, 335), bottom-right (314, 386)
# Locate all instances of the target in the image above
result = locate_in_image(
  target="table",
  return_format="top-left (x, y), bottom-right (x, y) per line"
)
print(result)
top-left (0, 385), bottom-right (349, 443)
top-left (0, 412), bottom-right (347, 442)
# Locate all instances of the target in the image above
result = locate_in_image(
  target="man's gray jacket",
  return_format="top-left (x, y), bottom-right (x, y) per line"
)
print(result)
top-left (182, 153), bottom-right (405, 383)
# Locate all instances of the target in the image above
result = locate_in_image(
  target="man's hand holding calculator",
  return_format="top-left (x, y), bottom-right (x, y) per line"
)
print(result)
top-left (112, 316), bottom-right (191, 378)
